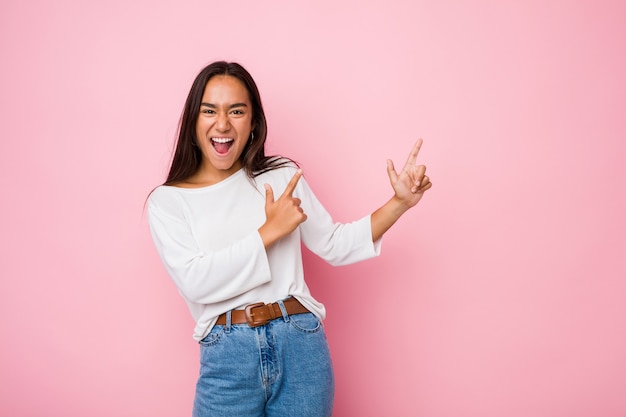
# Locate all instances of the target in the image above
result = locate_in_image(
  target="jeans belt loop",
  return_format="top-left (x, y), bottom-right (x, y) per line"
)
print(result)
top-left (277, 299), bottom-right (290, 323)
top-left (225, 310), bottom-right (232, 333)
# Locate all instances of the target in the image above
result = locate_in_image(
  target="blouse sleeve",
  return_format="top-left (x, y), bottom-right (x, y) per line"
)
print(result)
top-left (147, 189), bottom-right (271, 304)
top-left (294, 171), bottom-right (382, 266)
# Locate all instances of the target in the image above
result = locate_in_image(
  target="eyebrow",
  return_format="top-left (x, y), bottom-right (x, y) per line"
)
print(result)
top-left (200, 102), bottom-right (248, 109)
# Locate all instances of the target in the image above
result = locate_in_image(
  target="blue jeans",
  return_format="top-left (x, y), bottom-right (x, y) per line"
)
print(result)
top-left (192, 307), bottom-right (335, 417)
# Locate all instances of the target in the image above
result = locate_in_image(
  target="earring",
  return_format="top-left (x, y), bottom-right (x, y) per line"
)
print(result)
top-left (250, 132), bottom-right (255, 142)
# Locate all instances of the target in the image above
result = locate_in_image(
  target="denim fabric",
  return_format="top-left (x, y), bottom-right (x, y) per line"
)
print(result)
top-left (192, 311), bottom-right (334, 417)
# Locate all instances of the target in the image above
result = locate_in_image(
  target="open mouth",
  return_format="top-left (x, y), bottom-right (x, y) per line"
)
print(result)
top-left (211, 137), bottom-right (234, 155)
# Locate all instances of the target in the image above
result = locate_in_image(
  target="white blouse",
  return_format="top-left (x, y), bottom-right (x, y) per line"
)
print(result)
top-left (148, 164), bottom-right (381, 341)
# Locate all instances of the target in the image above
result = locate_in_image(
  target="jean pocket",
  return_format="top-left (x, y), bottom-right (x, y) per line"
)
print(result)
top-left (289, 313), bottom-right (322, 334)
top-left (199, 325), bottom-right (224, 347)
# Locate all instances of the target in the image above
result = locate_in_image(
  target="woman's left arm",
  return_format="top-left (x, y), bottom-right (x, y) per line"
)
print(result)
top-left (370, 139), bottom-right (432, 242)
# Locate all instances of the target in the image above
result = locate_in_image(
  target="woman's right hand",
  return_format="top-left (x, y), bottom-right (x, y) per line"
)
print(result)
top-left (259, 170), bottom-right (308, 248)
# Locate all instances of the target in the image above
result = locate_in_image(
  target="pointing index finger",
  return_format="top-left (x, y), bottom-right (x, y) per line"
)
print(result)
top-left (282, 169), bottom-right (303, 197)
top-left (406, 139), bottom-right (423, 166)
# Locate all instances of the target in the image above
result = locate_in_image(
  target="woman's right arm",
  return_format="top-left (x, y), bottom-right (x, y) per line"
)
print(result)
top-left (148, 193), bottom-right (272, 305)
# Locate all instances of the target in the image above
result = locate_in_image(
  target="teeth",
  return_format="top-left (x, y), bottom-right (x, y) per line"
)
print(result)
top-left (211, 137), bottom-right (234, 143)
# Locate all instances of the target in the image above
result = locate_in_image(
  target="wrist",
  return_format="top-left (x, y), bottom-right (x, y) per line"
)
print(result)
top-left (258, 225), bottom-right (279, 249)
top-left (389, 195), bottom-right (412, 215)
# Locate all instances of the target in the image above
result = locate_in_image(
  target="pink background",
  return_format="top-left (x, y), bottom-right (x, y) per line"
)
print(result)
top-left (1, 1), bottom-right (625, 416)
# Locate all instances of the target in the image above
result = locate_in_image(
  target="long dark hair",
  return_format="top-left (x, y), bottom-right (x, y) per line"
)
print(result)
top-left (164, 61), bottom-right (292, 185)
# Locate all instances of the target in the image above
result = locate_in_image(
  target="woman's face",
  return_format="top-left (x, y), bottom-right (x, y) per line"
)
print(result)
top-left (195, 75), bottom-right (254, 182)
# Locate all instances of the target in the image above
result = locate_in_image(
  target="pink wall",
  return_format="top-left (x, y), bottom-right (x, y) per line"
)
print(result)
top-left (1, 1), bottom-right (625, 416)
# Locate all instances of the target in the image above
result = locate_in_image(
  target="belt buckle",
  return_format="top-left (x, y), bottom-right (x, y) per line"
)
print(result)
top-left (244, 302), bottom-right (270, 328)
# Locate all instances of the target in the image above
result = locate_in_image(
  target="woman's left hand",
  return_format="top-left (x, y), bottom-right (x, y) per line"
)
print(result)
top-left (386, 139), bottom-right (432, 208)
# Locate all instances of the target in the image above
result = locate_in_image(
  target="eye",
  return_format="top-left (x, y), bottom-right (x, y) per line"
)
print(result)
top-left (231, 109), bottom-right (244, 115)
top-left (200, 108), bottom-right (215, 115)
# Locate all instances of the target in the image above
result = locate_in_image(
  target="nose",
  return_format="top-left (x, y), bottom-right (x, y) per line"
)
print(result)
top-left (215, 112), bottom-right (230, 132)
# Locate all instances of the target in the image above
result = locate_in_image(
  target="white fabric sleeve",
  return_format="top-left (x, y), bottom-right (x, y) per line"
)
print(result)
top-left (147, 197), bottom-right (271, 305)
top-left (295, 172), bottom-right (382, 266)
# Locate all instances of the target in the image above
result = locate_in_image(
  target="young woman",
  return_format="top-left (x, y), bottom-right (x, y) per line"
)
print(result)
top-left (148, 61), bottom-right (432, 417)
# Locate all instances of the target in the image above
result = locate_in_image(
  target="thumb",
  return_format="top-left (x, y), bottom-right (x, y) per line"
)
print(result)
top-left (264, 183), bottom-right (275, 206)
top-left (386, 159), bottom-right (398, 184)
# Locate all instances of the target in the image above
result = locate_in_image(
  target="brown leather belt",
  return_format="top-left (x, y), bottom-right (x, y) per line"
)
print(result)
top-left (216, 297), bottom-right (310, 328)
